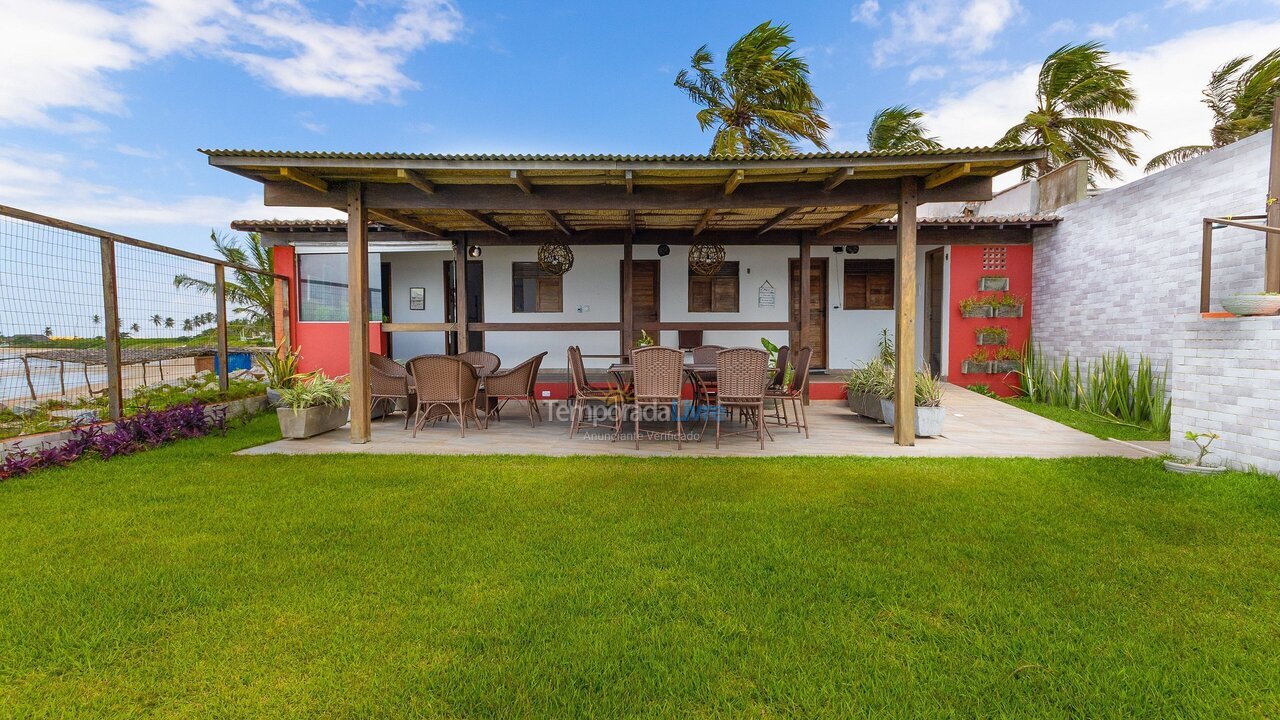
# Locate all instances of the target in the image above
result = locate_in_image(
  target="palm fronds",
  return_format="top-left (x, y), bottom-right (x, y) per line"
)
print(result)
top-left (867, 105), bottom-right (943, 152)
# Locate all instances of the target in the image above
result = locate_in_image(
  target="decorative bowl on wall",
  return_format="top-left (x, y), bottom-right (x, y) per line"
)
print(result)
top-left (1221, 293), bottom-right (1280, 317)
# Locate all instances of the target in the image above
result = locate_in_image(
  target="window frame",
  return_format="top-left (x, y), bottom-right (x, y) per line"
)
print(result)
top-left (511, 261), bottom-right (564, 313)
top-left (843, 258), bottom-right (895, 311)
top-left (687, 261), bottom-right (740, 313)
top-left (296, 252), bottom-right (383, 322)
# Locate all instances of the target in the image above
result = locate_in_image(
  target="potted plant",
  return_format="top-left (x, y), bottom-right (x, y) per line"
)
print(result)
top-left (959, 296), bottom-right (994, 318)
top-left (760, 337), bottom-right (795, 388)
top-left (275, 373), bottom-right (351, 439)
top-left (880, 370), bottom-right (946, 437)
top-left (961, 348), bottom-right (992, 374)
top-left (979, 276), bottom-right (1009, 291)
top-left (634, 329), bottom-right (656, 348)
top-left (845, 358), bottom-right (892, 421)
top-left (1163, 431), bottom-right (1227, 474)
top-left (1221, 292), bottom-right (1280, 317)
top-left (257, 345), bottom-right (303, 407)
top-left (993, 347), bottom-right (1022, 373)
top-left (993, 292), bottom-right (1025, 318)
top-left (976, 325), bottom-right (1009, 346)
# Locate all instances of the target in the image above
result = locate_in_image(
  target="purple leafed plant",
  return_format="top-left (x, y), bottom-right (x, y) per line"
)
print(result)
top-left (0, 400), bottom-right (227, 481)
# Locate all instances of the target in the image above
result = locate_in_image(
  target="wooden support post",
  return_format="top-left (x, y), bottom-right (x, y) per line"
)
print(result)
top-left (58, 361), bottom-right (66, 396)
top-left (455, 232), bottom-right (469, 354)
top-left (798, 233), bottom-right (812, 404)
top-left (20, 357), bottom-right (35, 402)
top-left (894, 177), bottom-right (919, 447)
top-left (100, 237), bottom-right (123, 420)
top-left (1266, 96), bottom-right (1280, 293)
top-left (347, 184), bottom-right (372, 444)
top-left (1201, 219), bottom-right (1213, 314)
top-left (214, 265), bottom-right (230, 392)
top-left (622, 230), bottom-right (634, 357)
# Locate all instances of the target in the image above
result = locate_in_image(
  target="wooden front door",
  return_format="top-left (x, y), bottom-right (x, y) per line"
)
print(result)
top-left (925, 249), bottom-right (945, 374)
top-left (789, 257), bottom-right (828, 368)
top-left (620, 260), bottom-right (660, 353)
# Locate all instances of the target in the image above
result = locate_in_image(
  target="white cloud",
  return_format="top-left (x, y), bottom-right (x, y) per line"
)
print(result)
top-left (870, 0), bottom-right (1022, 67)
top-left (1042, 19), bottom-right (1075, 37)
top-left (114, 144), bottom-right (164, 159)
top-left (908, 65), bottom-right (947, 84)
top-left (925, 19), bottom-right (1280, 185)
top-left (0, 0), bottom-right (464, 131)
top-left (1086, 13), bottom-right (1146, 40)
top-left (852, 0), bottom-right (880, 24)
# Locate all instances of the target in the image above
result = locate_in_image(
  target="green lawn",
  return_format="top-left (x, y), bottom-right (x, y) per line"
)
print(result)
top-left (2, 416), bottom-right (1278, 718)
top-left (1004, 397), bottom-right (1170, 442)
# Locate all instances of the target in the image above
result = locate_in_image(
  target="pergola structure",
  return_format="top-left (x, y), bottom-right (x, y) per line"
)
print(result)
top-left (204, 145), bottom-right (1046, 446)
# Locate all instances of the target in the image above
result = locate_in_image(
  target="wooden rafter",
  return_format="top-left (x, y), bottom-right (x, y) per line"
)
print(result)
top-left (510, 170), bottom-right (534, 194)
top-left (723, 169), bottom-right (745, 195)
top-left (624, 170), bottom-right (634, 194)
top-left (627, 209), bottom-right (637, 234)
top-left (817, 205), bottom-right (885, 235)
top-left (279, 167), bottom-right (328, 193)
top-left (368, 209), bottom-right (446, 237)
top-left (461, 209), bottom-right (510, 236)
top-left (756, 207), bottom-right (801, 235)
top-left (544, 209), bottom-right (573, 235)
top-left (397, 169), bottom-right (436, 194)
top-left (923, 162), bottom-right (972, 189)
top-left (693, 208), bottom-right (716, 236)
top-left (823, 167), bottom-right (853, 191)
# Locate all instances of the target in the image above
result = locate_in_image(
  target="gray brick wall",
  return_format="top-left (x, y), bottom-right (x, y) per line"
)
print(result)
top-left (1032, 130), bottom-right (1272, 367)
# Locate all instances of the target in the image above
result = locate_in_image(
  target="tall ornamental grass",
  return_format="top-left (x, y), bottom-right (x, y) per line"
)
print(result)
top-left (1017, 342), bottom-right (1171, 433)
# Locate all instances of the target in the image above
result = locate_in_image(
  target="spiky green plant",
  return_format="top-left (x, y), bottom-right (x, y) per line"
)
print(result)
top-left (866, 105), bottom-right (942, 152)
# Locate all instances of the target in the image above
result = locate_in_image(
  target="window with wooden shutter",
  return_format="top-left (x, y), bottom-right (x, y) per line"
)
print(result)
top-left (512, 262), bottom-right (563, 313)
top-left (688, 262), bottom-right (739, 312)
top-left (843, 259), bottom-right (895, 310)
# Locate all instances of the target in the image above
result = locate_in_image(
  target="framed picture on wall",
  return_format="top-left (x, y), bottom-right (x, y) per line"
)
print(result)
top-left (409, 287), bottom-right (425, 311)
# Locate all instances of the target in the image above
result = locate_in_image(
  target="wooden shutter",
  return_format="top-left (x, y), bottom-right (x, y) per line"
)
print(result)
top-left (536, 275), bottom-right (562, 312)
top-left (513, 262), bottom-right (563, 313)
top-left (689, 262), bottom-right (739, 313)
top-left (844, 259), bottom-right (895, 310)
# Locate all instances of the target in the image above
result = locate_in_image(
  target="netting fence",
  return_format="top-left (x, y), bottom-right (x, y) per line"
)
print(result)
top-left (0, 205), bottom-right (288, 441)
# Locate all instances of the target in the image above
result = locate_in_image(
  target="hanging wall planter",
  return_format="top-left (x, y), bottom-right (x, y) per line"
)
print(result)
top-left (959, 297), bottom-right (994, 318)
top-left (979, 276), bottom-right (1010, 292)
top-left (538, 240), bottom-right (574, 275)
top-left (975, 326), bottom-right (1009, 346)
top-left (688, 242), bottom-right (726, 276)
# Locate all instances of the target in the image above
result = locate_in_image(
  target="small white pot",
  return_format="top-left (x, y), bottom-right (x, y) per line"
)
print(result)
top-left (1162, 459), bottom-right (1226, 475)
top-left (880, 399), bottom-right (945, 437)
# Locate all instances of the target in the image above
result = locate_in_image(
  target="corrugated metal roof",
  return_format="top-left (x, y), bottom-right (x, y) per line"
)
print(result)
top-left (201, 145), bottom-right (1041, 162)
top-left (876, 213), bottom-right (1062, 227)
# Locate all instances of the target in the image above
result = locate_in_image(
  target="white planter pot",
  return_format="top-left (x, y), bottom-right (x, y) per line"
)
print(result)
top-left (846, 391), bottom-right (885, 422)
top-left (1162, 459), bottom-right (1226, 475)
top-left (880, 399), bottom-right (945, 437)
top-left (277, 402), bottom-right (350, 439)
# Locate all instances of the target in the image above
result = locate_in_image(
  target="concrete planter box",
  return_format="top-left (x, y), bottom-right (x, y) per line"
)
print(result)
top-left (960, 305), bottom-right (994, 318)
top-left (961, 360), bottom-right (992, 374)
top-left (276, 403), bottom-right (349, 439)
top-left (880, 399), bottom-right (945, 437)
top-left (846, 391), bottom-right (885, 422)
top-left (1221, 294), bottom-right (1280, 317)
top-left (994, 305), bottom-right (1024, 318)
top-left (979, 277), bottom-right (1009, 291)
top-left (976, 330), bottom-right (1008, 346)
top-left (993, 360), bottom-right (1021, 373)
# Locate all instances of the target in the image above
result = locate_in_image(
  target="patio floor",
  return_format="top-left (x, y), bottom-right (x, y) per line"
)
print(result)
top-left (241, 385), bottom-right (1158, 459)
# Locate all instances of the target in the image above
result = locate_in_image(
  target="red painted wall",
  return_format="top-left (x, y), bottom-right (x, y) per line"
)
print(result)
top-left (274, 245), bottom-right (386, 377)
top-left (947, 245), bottom-right (1032, 397)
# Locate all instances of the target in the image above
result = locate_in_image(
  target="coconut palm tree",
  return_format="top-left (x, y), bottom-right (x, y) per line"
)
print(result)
top-left (674, 21), bottom-right (829, 155)
top-left (1145, 49), bottom-right (1280, 172)
top-left (150, 314), bottom-right (163, 328)
top-left (130, 323), bottom-right (141, 334)
top-left (91, 314), bottom-right (101, 325)
top-left (173, 231), bottom-right (274, 324)
top-left (997, 42), bottom-right (1147, 183)
top-left (867, 105), bottom-right (943, 152)
top-left (164, 317), bottom-right (175, 329)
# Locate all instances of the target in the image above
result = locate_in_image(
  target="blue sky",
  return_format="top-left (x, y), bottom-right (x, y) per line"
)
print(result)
top-left (2, 0), bottom-right (1279, 254)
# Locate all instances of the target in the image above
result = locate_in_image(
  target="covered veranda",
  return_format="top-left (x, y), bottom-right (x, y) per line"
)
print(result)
top-left (205, 145), bottom-right (1045, 446)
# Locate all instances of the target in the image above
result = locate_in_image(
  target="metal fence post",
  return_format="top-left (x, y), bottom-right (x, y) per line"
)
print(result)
top-left (215, 264), bottom-right (229, 391)
top-left (99, 237), bottom-right (123, 420)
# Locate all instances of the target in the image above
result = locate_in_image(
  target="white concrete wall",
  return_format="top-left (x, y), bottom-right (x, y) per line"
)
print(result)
top-left (383, 250), bottom-right (449, 360)
top-left (1031, 130), bottom-right (1272, 367)
top-left (1170, 316), bottom-right (1280, 475)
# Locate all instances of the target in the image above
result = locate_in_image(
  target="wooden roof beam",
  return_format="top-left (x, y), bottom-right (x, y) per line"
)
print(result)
top-left (396, 169), bottom-right (436, 194)
top-left (627, 209), bottom-right (637, 234)
top-left (823, 167), bottom-right (853, 191)
top-left (368, 209), bottom-right (446, 238)
top-left (279, 167), bottom-right (328, 193)
top-left (817, 205), bottom-right (885, 235)
top-left (723, 169), bottom-right (745, 196)
top-left (461, 210), bottom-right (510, 236)
top-left (510, 170), bottom-right (534, 194)
top-left (757, 207), bottom-right (802, 236)
top-left (693, 208), bottom-right (716, 236)
top-left (624, 170), bottom-right (634, 194)
top-left (544, 209), bottom-right (573, 235)
top-left (923, 162), bottom-right (972, 190)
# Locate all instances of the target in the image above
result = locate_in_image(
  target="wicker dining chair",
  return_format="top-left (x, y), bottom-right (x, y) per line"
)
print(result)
top-left (406, 354), bottom-right (485, 438)
top-left (713, 347), bottom-right (773, 449)
top-left (369, 353), bottom-right (416, 428)
top-left (691, 344), bottom-right (726, 366)
top-left (455, 350), bottom-right (501, 376)
top-left (631, 345), bottom-right (686, 450)
top-left (567, 345), bottom-right (623, 439)
top-left (766, 346), bottom-right (812, 438)
top-left (483, 351), bottom-right (547, 427)
top-left (768, 345), bottom-right (790, 390)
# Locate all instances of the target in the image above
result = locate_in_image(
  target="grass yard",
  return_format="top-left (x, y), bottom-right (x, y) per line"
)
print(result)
top-left (2, 415), bottom-right (1278, 718)
top-left (1005, 397), bottom-right (1170, 442)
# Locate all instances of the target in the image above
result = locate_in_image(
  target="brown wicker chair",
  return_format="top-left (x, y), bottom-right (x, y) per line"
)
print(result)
top-left (567, 345), bottom-right (623, 439)
top-left (766, 346), bottom-right (812, 438)
top-left (483, 351), bottom-right (547, 427)
top-left (406, 354), bottom-right (485, 438)
top-left (713, 347), bottom-right (772, 449)
top-left (631, 345), bottom-right (686, 450)
top-left (369, 353), bottom-right (416, 428)
top-left (691, 344), bottom-right (725, 366)
top-left (768, 345), bottom-right (790, 390)
top-left (455, 350), bottom-right (501, 377)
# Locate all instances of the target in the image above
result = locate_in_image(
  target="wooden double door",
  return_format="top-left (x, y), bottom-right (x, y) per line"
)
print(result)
top-left (789, 258), bottom-right (828, 368)
top-left (621, 260), bottom-right (660, 353)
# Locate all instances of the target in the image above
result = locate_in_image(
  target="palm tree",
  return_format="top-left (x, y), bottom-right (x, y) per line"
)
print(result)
top-left (674, 21), bottom-right (829, 155)
top-left (150, 314), bottom-right (163, 328)
top-left (43, 326), bottom-right (52, 338)
top-left (173, 231), bottom-right (274, 324)
top-left (91, 314), bottom-right (101, 325)
top-left (182, 319), bottom-right (194, 333)
top-left (1145, 49), bottom-right (1280, 172)
top-left (997, 42), bottom-right (1147, 183)
top-left (164, 317), bottom-right (175, 329)
top-left (867, 105), bottom-right (943, 152)
top-left (130, 323), bottom-right (141, 334)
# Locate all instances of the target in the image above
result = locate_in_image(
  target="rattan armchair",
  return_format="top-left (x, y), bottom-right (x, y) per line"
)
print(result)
top-left (691, 344), bottom-right (726, 365)
top-left (406, 354), bottom-right (486, 438)
top-left (567, 345), bottom-right (623, 439)
top-left (766, 346), bottom-right (812, 438)
top-left (455, 350), bottom-right (500, 376)
top-left (483, 351), bottom-right (547, 427)
top-left (369, 353), bottom-right (416, 428)
top-left (713, 347), bottom-right (772, 449)
top-left (631, 345), bottom-right (686, 450)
